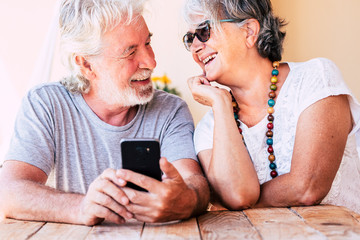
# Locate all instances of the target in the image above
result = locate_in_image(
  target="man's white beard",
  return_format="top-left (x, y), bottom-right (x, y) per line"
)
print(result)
top-left (98, 70), bottom-right (154, 107)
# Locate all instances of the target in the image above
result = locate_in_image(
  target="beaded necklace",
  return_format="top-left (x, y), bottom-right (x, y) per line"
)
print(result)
top-left (231, 61), bottom-right (279, 179)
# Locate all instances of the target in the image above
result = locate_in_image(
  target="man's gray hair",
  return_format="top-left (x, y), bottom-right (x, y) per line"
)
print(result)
top-left (59, 0), bottom-right (147, 93)
top-left (183, 0), bottom-right (286, 62)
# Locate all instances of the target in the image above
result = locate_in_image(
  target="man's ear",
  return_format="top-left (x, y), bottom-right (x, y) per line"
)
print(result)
top-left (75, 55), bottom-right (96, 80)
top-left (244, 19), bottom-right (260, 48)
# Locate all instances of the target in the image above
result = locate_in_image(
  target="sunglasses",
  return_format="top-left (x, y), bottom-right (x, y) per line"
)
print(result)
top-left (183, 19), bottom-right (244, 51)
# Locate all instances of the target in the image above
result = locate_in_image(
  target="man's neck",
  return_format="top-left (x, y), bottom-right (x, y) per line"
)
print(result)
top-left (82, 93), bottom-right (138, 127)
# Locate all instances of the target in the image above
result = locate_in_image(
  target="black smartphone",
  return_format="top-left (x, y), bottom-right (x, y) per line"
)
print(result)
top-left (120, 138), bottom-right (162, 191)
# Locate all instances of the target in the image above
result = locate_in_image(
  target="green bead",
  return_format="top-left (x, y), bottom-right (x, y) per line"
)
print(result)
top-left (270, 84), bottom-right (277, 91)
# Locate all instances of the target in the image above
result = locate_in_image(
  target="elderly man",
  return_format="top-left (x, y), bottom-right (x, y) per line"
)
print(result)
top-left (0, 0), bottom-right (209, 225)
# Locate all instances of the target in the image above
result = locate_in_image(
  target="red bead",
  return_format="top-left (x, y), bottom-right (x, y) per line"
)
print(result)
top-left (267, 123), bottom-right (274, 129)
top-left (268, 146), bottom-right (273, 153)
top-left (270, 170), bottom-right (278, 178)
top-left (238, 128), bottom-right (242, 134)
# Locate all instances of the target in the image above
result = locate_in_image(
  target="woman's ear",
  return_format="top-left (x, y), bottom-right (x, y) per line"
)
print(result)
top-left (244, 19), bottom-right (260, 48)
top-left (75, 55), bottom-right (96, 80)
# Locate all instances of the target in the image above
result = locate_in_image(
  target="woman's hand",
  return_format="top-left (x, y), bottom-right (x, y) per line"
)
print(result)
top-left (187, 75), bottom-right (231, 107)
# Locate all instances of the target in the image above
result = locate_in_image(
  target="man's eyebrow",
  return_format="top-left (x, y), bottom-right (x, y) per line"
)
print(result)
top-left (120, 33), bottom-right (153, 57)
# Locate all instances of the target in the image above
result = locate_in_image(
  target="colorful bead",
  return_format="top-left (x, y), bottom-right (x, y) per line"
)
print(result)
top-left (273, 61), bottom-right (279, 68)
top-left (271, 76), bottom-right (278, 83)
top-left (267, 107), bottom-right (274, 114)
top-left (267, 123), bottom-right (273, 129)
top-left (268, 146), bottom-right (274, 153)
top-left (272, 69), bottom-right (279, 76)
top-left (266, 138), bottom-right (273, 145)
top-left (270, 84), bottom-right (277, 91)
top-left (266, 130), bottom-right (273, 137)
top-left (268, 154), bottom-right (275, 161)
top-left (270, 170), bottom-right (278, 178)
top-left (269, 91), bottom-right (276, 99)
top-left (268, 99), bottom-right (275, 107)
top-left (267, 114), bottom-right (274, 122)
top-left (269, 162), bottom-right (277, 169)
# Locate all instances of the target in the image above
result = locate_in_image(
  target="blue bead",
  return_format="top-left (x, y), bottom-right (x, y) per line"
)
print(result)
top-left (234, 113), bottom-right (238, 120)
top-left (269, 162), bottom-right (277, 170)
top-left (268, 99), bottom-right (275, 107)
top-left (266, 138), bottom-right (273, 145)
top-left (272, 69), bottom-right (279, 76)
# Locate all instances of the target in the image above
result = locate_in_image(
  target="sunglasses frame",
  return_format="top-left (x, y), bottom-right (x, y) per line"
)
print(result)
top-left (183, 19), bottom-right (244, 51)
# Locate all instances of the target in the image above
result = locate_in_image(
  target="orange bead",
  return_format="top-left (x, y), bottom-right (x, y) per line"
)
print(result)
top-left (267, 107), bottom-right (274, 114)
top-left (273, 61), bottom-right (280, 68)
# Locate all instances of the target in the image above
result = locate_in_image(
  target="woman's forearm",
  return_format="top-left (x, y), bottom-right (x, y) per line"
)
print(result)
top-left (205, 98), bottom-right (260, 209)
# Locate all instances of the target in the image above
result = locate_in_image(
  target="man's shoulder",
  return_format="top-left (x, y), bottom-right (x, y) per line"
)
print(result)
top-left (148, 89), bottom-right (186, 109)
top-left (144, 90), bottom-right (191, 119)
top-left (26, 82), bottom-right (73, 102)
top-left (28, 82), bottom-right (67, 96)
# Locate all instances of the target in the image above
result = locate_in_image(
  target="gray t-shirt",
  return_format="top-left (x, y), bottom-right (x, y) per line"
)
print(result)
top-left (6, 82), bottom-right (197, 194)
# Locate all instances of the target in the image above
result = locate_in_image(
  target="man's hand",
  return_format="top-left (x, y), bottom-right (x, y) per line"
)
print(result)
top-left (79, 168), bottom-right (134, 225)
top-left (117, 158), bottom-right (199, 223)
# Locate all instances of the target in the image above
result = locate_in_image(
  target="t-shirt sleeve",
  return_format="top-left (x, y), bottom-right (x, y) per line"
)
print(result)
top-left (296, 58), bottom-right (360, 136)
top-left (5, 88), bottom-right (55, 175)
top-left (194, 110), bottom-right (214, 155)
top-left (160, 99), bottom-right (198, 162)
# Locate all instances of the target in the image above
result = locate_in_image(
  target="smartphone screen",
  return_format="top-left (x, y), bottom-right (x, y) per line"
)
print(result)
top-left (120, 138), bottom-right (162, 191)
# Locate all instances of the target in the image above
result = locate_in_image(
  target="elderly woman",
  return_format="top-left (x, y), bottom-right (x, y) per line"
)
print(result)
top-left (182, 0), bottom-right (360, 213)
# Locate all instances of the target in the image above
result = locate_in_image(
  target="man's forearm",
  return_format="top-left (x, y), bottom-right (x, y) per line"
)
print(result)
top-left (185, 174), bottom-right (210, 216)
top-left (0, 179), bottom-right (84, 224)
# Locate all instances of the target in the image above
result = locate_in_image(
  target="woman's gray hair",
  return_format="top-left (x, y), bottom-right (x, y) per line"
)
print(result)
top-left (183, 0), bottom-right (286, 62)
top-left (59, 0), bottom-right (147, 93)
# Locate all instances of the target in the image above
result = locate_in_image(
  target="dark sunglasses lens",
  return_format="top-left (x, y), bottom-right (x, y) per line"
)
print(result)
top-left (183, 33), bottom-right (194, 50)
top-left (196, 24), bottom-right (210, 42)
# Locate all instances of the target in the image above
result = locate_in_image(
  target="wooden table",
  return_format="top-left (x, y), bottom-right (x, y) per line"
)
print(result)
top-left (1, 205), bottom-right (360, 239)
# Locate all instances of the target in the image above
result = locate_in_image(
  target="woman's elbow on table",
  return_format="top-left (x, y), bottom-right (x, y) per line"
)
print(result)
top-left (220, 187), bottom-right (260, 210)
top-left (294, 181), bottom-right (329, 207)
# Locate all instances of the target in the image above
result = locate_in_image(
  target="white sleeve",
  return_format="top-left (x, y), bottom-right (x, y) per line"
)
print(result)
top-left (295, 58), bottom-right (360, 153)
top-left (194, 110), bottom-right (215, 155)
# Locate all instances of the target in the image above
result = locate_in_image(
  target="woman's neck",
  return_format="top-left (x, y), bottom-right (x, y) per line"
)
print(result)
top-left (228, 59), bottom-right (289, 127)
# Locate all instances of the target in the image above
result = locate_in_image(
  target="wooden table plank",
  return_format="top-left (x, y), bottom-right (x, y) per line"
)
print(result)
top-left (142, 218), bottom-right (200, 240)
top-left (244, 207), bottom-right (326, 240)
top-left (86, 219), bottom-right (144, 240)
top-left (198, 210), bottom-right (261, 240)
top-left (30, 222), bottom-right (91, 240)
top-left (0, 218), bottom-right (45, 240)
top-left (292, 205), bottom-right (360, 239)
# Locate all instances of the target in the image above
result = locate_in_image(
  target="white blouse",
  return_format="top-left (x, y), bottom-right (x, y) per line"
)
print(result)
top-left (194, 58), bottom-right (360, 213)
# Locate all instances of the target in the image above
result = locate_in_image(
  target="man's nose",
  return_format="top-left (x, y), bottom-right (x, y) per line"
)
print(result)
top-left (138, 46), bottom-right (157, 70)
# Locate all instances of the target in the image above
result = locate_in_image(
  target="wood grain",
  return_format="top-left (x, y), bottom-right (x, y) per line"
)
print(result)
top-left (0, 218), bottom-right (45, 240)
top-left (198, 210), bottom-right (260, 240)
top-left (86, 219), bottom-right (143, 240)
top-left (292, 205), bottom-right (360, 239)
top-left (142, 218), bottom-right (200, 240)
top-left (30, 222), bottom-right (91, 240)
top-left (244, 207), bottom-right (325, 240)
